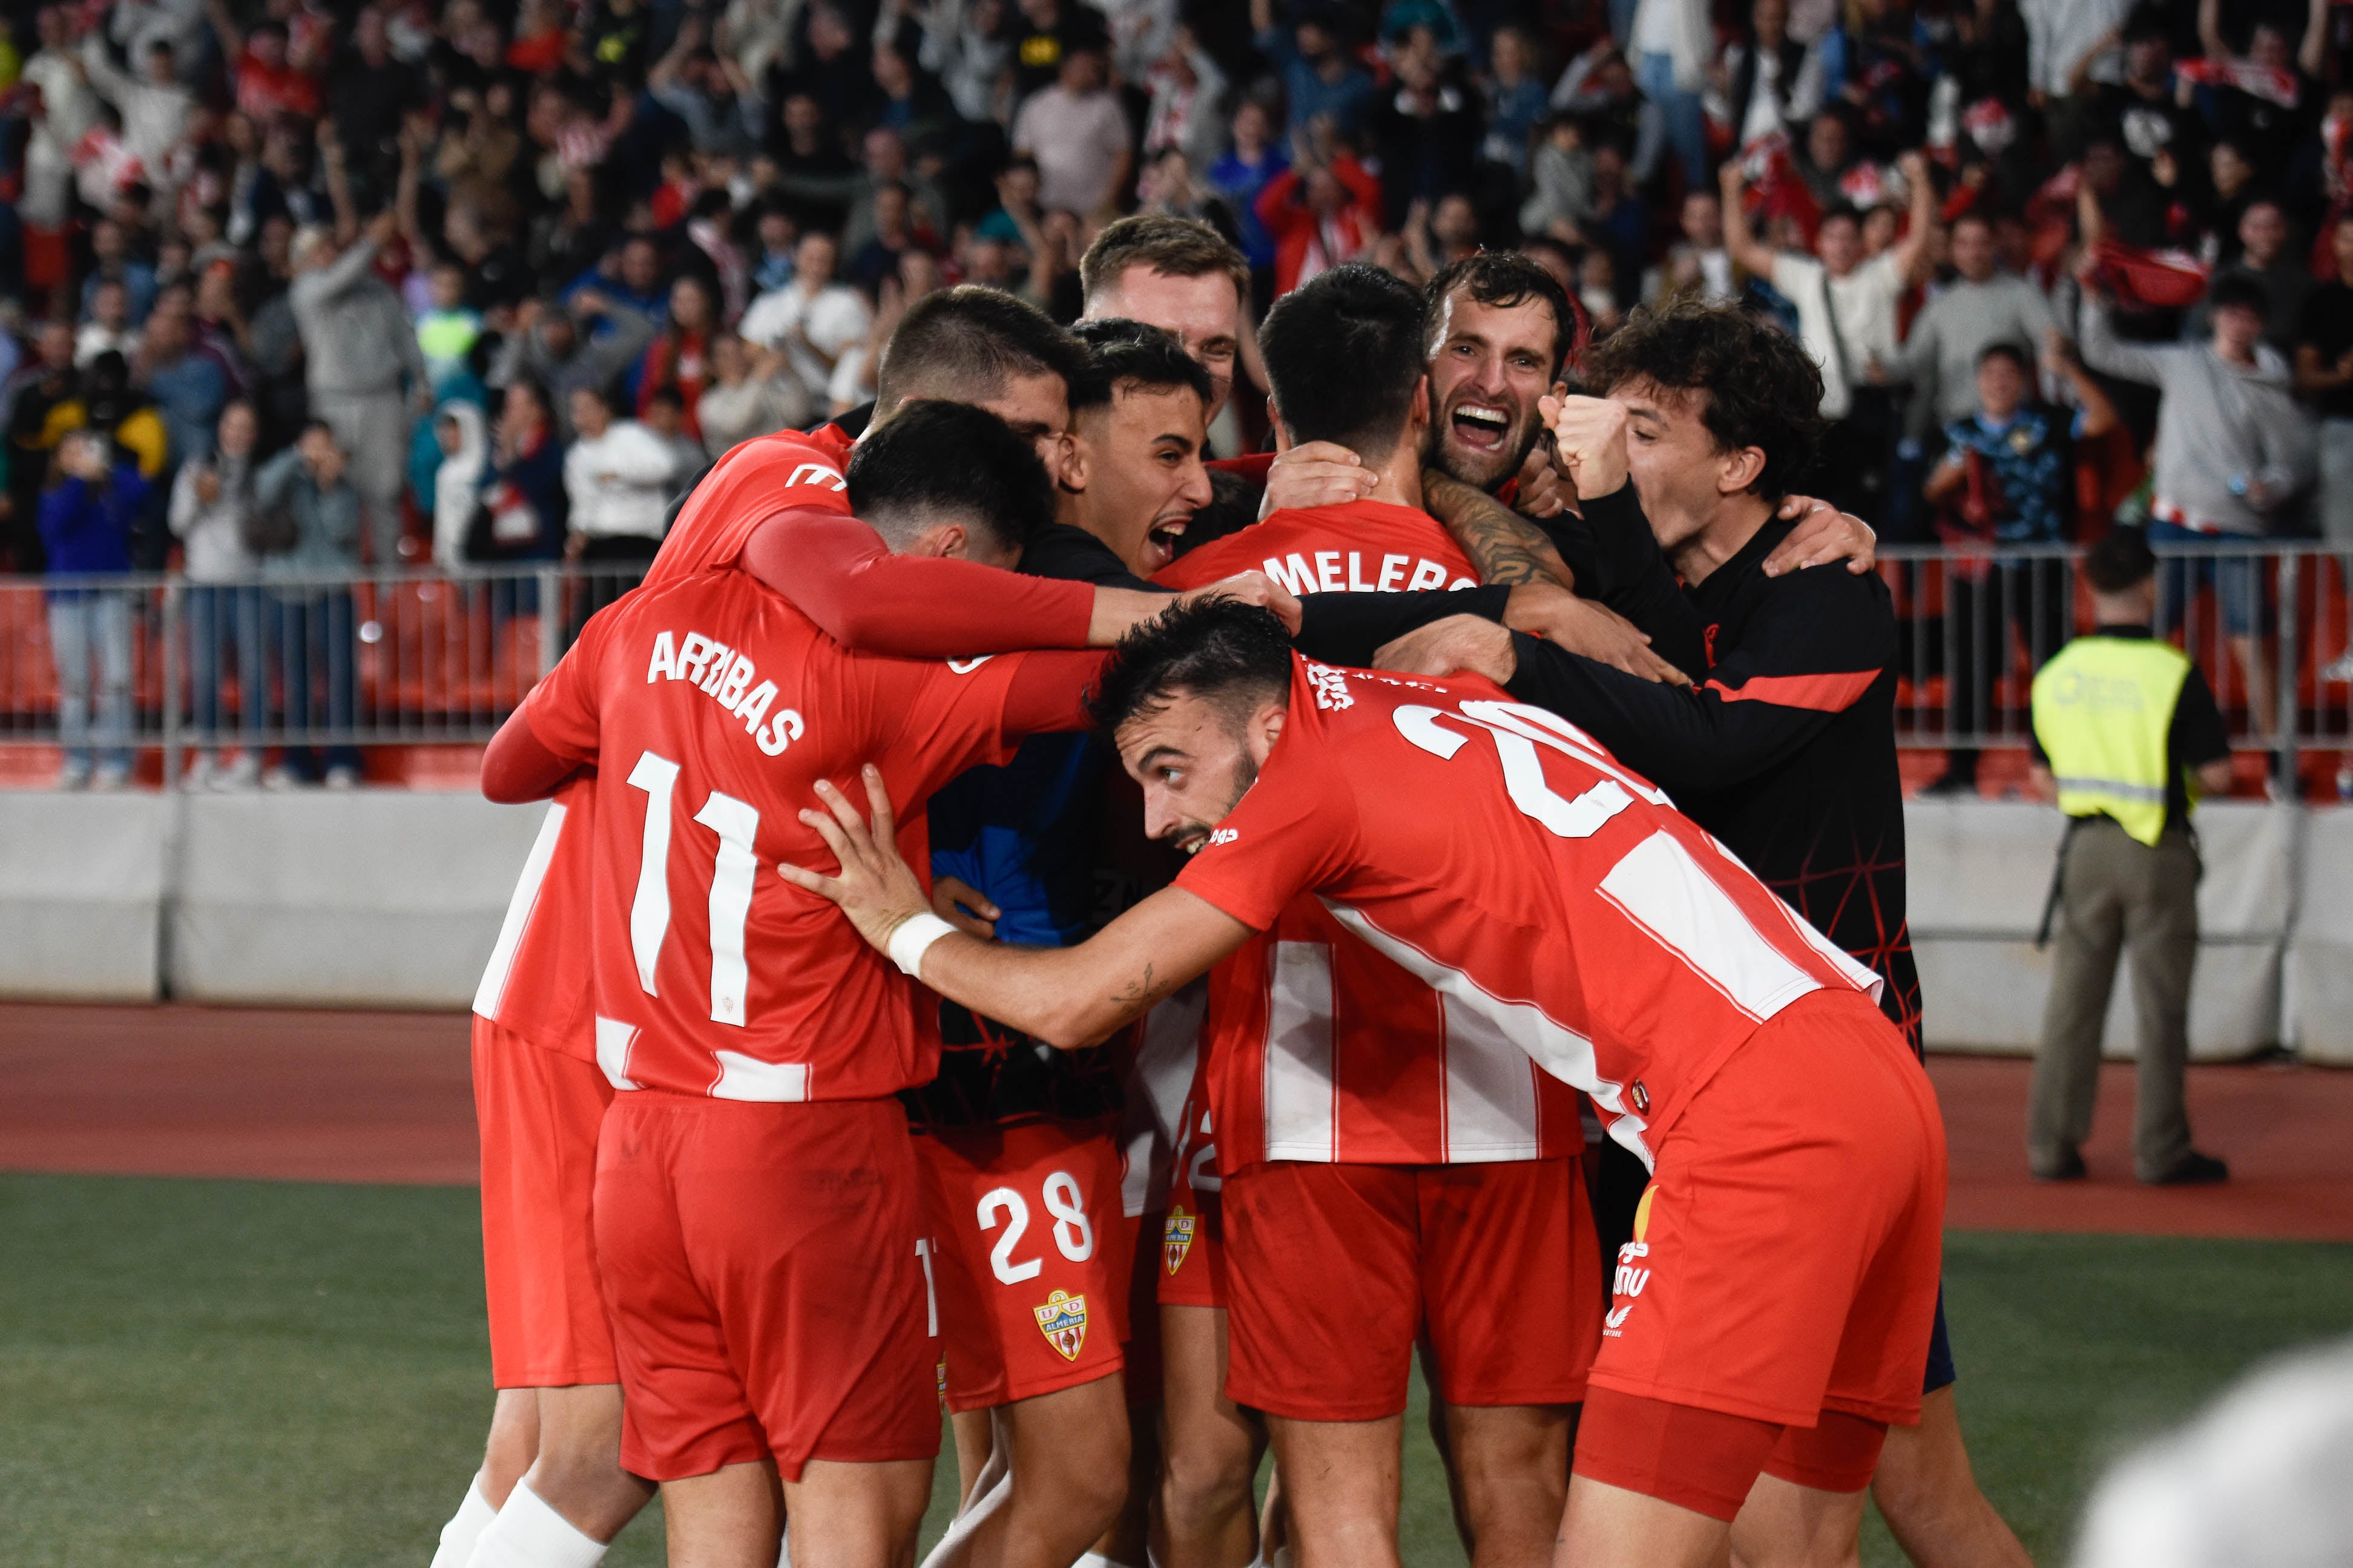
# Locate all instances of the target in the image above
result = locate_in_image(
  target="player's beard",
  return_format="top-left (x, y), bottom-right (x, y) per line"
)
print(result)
top-left (1429, 386), bottom-right (1542, 494)
top-left (1168, 748), bottom-right (1262, 856)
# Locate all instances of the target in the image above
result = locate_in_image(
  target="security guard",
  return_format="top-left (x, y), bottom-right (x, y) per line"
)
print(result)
top-left (2027, 528), bottom-right (2234, 1185)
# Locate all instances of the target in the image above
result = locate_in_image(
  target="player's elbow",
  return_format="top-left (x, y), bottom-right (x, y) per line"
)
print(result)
top-left (1031, 996), bottom-right (1131, 1052)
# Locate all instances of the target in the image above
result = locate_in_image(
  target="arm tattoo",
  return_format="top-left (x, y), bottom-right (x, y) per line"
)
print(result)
top-left (1422, 468), bottom-right (1575, 590)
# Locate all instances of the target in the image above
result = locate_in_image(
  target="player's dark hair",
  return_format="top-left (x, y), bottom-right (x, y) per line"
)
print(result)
top-left (872, 286), bottom-right (1091, 419)
top-left (1579, 298), bottom-right (1829, 499)
top-left (1068, 318), bottom-right (1214, 413)
top-left (1259, 263), bottom-right (1427, 464)
top-left (846, 399), bottom-right (1056, 556)
top-left (1423, 250), bottom-right (1585, 379)
top-left (1079, 214), bottom-right (1250, 306)
top-left (1087, 598), bottom-right (1294, 734)
top-left (2084, 527), bottom-right (2158, 594)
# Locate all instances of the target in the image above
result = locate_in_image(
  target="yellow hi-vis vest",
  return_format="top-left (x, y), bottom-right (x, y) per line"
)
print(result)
top-left (2030, 634), bottom-right (2194, 847)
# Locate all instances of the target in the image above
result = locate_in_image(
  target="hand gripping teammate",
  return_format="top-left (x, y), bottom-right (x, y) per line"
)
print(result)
top-left (781, 597), bottom-right (1949, 1568)
top-left (444, 287), bottom-right (1288, 1568)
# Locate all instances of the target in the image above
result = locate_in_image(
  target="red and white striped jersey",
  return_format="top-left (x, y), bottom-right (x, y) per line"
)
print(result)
top-left (1173, 658), bottom-right (1887, 1170)
top-left (1160, 503), bottom-right (1570, 1167)
top-left (472, 425), bottom-right (860, 1062)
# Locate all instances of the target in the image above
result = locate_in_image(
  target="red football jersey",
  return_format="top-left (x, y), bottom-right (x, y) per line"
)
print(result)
top-left (473, 425), bottom-right (860, 1060)
top-left (1157, 502), bottom-right (1569, 1166)
top-left (515, 567), bottom-right (1096, 1101)
top-left (1156, 498), bottom-right (1481, 599)
top-left (1173, 657), bottom-right (1886, 1169)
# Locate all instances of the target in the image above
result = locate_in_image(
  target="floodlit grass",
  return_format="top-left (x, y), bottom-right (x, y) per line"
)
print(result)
top-left (1, 1173), bottom-right (2345, 1565)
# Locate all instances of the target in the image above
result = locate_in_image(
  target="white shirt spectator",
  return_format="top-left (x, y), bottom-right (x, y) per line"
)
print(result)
top-left (77, 34), bottom-right (194, 185)
top-left (1766, 249), bottom-right (1907, 419)
top-left (1013, 82), bottom-right (1133, 214)
top-left (2023, 0), bottom-right (2130, 100)
top-left (21, 42), bottom-right (99, 229)
top-left (564, 418), bottom-right (679, 540)
top-left (740, 278), bottom-right (875, 404)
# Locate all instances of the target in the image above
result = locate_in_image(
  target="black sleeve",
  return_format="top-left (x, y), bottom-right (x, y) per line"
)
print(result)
top-left (1023, 523), bottom-right (1159, 589)
top-left (2168, 664), bottom-right (2231, 769)
top-left (1501, 566), bottom-right (1894, 793)
top-left (1293, 586), bottom-right (1512, 667)
top-left (1565, 485), bottom-right (1709, 674)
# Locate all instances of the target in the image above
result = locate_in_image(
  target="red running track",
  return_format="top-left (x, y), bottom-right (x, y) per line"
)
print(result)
top-left (1, 1004), bottom-right (2347, 1239)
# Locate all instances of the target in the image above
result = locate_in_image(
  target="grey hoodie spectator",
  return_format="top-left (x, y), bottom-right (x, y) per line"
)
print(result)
top-left (167, 400), bottom-right (266, 786)
top-left (254, 422), bottom-right (364, 785)
top-left (490, 290), bottom-right (657, 442)
top-left (2081, 274), bottom-right (2315, 740)
top-left (289, 221), bottom-right (429, 565)
top-left (2080, 286), bottom-right (2315, 539)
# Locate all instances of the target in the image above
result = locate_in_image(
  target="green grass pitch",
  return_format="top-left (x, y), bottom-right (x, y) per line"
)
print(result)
top-left (2, 1173), bottom-right (2347, 1566)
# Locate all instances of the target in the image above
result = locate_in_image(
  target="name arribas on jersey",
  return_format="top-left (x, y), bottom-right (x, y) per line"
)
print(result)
top-left (643, 626), bottom-right (808, 756)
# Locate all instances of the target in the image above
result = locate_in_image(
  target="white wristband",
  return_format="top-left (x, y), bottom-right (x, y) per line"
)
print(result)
top-left (886, 912), bottom-right (957, 978)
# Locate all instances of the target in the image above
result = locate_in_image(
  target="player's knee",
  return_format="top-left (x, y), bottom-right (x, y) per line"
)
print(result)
top-left (1162, 1424), bottom-right (1257, 1523)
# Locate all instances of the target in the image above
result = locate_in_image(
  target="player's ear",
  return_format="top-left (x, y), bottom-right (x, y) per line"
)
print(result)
top-left (1251, 701), bottom-right (1287, 760)
top-left (1718, 444), bottom-right (1767, 497)
top-left (1058, 433), bottom-right (1089, 494)
top-left (1269, 399), bottom-right (1294, 454)
top-left (1408, 374), bottom-right (1430, 430)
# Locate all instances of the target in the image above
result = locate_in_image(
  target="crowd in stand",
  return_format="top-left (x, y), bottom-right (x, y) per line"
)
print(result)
top-left (3, 0), bottom-right (2353, 789)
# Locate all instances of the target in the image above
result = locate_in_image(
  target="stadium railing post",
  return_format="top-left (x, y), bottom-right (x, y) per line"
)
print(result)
top-left (538, 565), bottom-right (562, 678)
top-left (2277, 550), bottom-right (2300, 789)
top-left (160, 577), bottom-right (182, 792)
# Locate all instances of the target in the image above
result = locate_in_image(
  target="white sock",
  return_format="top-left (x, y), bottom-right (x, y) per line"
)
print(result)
top-left (430, 1478), bottom-right (498, 1568)
top-left (1073, 1555), bottom-right (1140, 1568)
top-left (918, 1466), bottom-right (1011, 1568)
top-left (464, 1481), bottom-right (607, 1568)
top-left (777, 1527), bottom-right (792, 1568)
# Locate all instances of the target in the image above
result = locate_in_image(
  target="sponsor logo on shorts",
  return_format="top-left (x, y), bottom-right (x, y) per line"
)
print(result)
top-left (1604, 1242), bottom-right (1651, 1339)
top-left (1606, 1187), bottom-right (1659, 1339)
top-left (1034, 1289), bottom-right (1089, 1360)
top-left (1163, 1207), bottom-right (1197, 1274)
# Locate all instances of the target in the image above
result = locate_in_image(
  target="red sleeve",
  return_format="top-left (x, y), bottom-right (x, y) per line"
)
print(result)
top-left (1002, 650), bottom-right (1112, 736)
top-left (1172, 732), bottom-right (1360, 930)
top-left (1206, 452), bottom-right (1275, 483)
top-left (739, 508), bottom-right (1096, 655)
top-left (1255, 169), bottom-right (1302, 234)
top-left (519, 606), bottom-right (613, 767)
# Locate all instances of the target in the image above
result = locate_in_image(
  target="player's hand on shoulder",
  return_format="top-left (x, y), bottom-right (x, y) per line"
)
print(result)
top-left (1537, 393), bottom-right (1630, 499)
top-left (1176, 571), bottom-right (1302, 634)
top-left (778, 766), bottom-right (934, 953)
top-left (1261, 440), bottom-right (1377, 517)
top-left (1502, 582), bottom-right (1690, 686)
top-left (932, 874), bottom-right (999, 940)
top-left (1763, 496), bottom-right (1877, 577)
top-left (1374, 614), bottom-right (1519, 685)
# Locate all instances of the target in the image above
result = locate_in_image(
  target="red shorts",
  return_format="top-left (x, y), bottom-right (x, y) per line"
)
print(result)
top-left (473, 1015), bottom-right (617, 1388)
top-left (1156, 1139), bottom-right (1228, 1308)
top-left (915, 1115), bottom-right (1133, 1413)
top-left (596, 1092), bottom-right (938, 1482)
top-left (1223, 1155), bottom-right (1602, 1422)
top-left (1583, 990), bottom-right (1947, 1438)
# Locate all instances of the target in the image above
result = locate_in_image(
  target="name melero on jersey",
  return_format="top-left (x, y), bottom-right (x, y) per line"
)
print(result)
top-left (644, 628), bottom-right (806, 756)
top-left (1258, 549), bottom-right (1477, 595)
